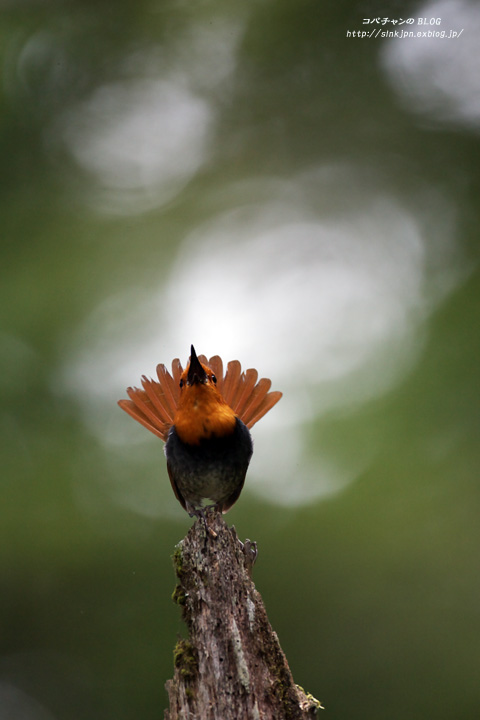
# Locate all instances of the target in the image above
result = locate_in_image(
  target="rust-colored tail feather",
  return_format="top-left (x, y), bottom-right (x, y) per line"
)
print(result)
top-left (244, 390), bottom-right (283, 428)
top-left (239, 377), bottom-right (272, 427)
top-left (170, 358), bottom-right (183, 388)
top-left (118, 354), bottom-right (282, 440)
top-left (141, 376), bottom-right (174, 425)
top-left (155, 364), bottom-right (179, 417)
top-left (207, 355), bottom-right (224, 394)
top-left (222, 360), bottom-right (242, 407)
top-left (233, 368), bottom-right (259, 415)
top-left (118, 391), bottom-right (168, 440)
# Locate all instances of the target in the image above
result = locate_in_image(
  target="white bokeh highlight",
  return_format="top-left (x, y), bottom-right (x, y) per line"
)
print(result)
top-left (52, 18), bottom-right (245, 215)
top-left (58, 169), bottom-right (465, 513)
top-left (381, 0), bottom-right (480, 131)
top-left (60, 79), bottom-right (212, 214)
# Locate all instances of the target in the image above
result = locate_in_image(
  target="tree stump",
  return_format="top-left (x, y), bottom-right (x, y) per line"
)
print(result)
top-left (165, 509), bottom-right (322, 719)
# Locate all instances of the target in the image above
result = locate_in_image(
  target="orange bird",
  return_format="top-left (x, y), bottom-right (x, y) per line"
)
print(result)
top-left (118, 346), bottom-right (282, 520)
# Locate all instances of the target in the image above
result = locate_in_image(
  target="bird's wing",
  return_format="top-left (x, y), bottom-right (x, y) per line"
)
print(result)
top-left (220, 473), bottom-right (247, 513)
top-left (166, 459), bottom-right (187, 511)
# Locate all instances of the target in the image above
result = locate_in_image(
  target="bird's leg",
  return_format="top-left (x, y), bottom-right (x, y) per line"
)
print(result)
top-left (203, 503), bottom-right (219, 511)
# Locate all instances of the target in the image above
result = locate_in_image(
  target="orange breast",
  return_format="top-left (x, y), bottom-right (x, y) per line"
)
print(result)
top-left (173, 385), bottom-right (237, 445)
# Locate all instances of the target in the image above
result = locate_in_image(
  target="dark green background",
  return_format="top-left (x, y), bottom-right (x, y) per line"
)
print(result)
top-left (1, 1), bottom-right (479, 719)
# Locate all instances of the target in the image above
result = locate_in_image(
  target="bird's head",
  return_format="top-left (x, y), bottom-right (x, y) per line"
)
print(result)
top-left (174, 345), bottom-right (237, 444)
top-left (181, 344), bottom-right (218, 389)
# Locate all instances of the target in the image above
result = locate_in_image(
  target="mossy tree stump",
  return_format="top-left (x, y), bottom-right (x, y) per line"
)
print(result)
top-left (165, 509), bottom-right (322, 719)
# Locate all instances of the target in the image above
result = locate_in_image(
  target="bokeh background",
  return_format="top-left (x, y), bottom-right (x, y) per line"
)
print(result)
top-left (1, 0), bottom-right (480, 718)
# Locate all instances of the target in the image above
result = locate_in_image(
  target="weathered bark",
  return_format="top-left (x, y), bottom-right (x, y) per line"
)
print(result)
top-left (165, 509), bottom-right (322, 719)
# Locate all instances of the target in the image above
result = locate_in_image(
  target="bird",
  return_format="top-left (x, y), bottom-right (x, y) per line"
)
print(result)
top-left (118, 345), bottom-right (282, 522)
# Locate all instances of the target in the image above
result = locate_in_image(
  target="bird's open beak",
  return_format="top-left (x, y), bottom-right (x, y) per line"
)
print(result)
top-left (187, 345), bottom-right (207, 385)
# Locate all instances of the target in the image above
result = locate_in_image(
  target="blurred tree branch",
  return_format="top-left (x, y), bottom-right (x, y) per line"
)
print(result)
top-left (165, 510), bottom-right (322, 719)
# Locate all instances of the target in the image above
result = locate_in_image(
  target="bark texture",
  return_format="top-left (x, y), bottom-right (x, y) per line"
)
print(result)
top-left (165, 509), bottom-right (322, 720)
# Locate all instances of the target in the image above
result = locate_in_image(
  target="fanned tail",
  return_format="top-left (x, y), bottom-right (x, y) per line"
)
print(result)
top-left (118, 353), bottom-right (281, 439)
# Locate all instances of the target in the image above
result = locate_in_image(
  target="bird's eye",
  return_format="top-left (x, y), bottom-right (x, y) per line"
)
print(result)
top-left (179, 378), bottom-right (184, 388)
top-left (211, 374), bottom-right (217, 384)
